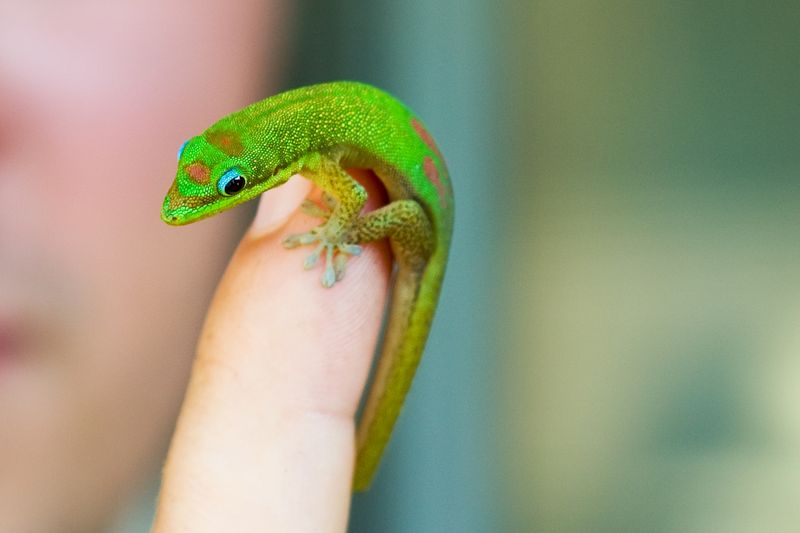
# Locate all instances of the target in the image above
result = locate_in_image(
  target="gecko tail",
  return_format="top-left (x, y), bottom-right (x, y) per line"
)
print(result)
top-left (352, 257), bottom-right (443, 491)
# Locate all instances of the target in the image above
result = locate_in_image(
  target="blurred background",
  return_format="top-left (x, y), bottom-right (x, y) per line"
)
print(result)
top-left (284, 1), bottom-right (799, 532)
top-left (4, 0), bottom-right (800, 532)
top-left (296, 1), bottom-right (799, 531)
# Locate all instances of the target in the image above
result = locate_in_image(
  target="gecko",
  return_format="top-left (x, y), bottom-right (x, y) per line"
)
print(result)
top-left (161, 81), bottom-right (453, 491)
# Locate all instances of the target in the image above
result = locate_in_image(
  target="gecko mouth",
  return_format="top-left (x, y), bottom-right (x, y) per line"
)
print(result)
top-left (160, 205), bottom-right (198, 226)
top-left (161, 180), bottom-right (214, 225)
top-left (161, 212), bottom-right (181, 225)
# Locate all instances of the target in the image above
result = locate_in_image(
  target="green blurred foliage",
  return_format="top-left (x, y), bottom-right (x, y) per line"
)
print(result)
top-left (503, 2), bottom-right (800, 532)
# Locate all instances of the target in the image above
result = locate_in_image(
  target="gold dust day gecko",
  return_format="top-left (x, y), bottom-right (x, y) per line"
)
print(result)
top-left (161, 81), bottom-right (453, 491)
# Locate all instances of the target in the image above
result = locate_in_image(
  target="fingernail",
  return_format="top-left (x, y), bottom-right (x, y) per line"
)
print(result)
top-left (249, 175), bottom-right (312, 237)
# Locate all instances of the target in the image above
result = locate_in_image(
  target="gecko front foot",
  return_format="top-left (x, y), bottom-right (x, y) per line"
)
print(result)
top-left (283, 232), bottom-right (362, 287)
top-left (283, 196), bottom-right (363, 287)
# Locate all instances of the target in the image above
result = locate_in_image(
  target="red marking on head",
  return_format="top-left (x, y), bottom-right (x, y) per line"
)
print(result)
top-left (411, 117), bottom-right (442, 158)
top-left (185, 162), bottom-right (211, 184)
top-left (423, 156), bottom-right (448, 207)
top-left (206, 130), bottom-right (244, 156)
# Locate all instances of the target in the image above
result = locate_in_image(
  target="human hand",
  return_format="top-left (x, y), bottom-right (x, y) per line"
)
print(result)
top-left (152, 170), bottom-right (390, 532)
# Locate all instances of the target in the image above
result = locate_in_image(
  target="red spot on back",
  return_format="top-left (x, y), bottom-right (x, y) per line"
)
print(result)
top-left (423, 156), bottom-right (448, 207)
top-left (411, 117), bottom-right (442, 158)
top-left (185, 162), bottom-right (211, 184)
top-left (206, 130), bottom-right (244, 156)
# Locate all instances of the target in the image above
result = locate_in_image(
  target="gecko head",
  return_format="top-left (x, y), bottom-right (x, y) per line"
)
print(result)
top-left (161, 132), bottom-right (265, 225)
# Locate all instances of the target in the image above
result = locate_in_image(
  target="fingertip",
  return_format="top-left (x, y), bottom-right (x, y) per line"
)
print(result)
top-left (156, 167), bottom-right (398, 530)
top-left (249, 175), bottom-right (312, 237)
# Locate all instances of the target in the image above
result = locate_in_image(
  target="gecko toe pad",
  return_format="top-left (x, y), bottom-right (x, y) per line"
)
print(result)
top-left (283, 230), bottom-right (363, 288)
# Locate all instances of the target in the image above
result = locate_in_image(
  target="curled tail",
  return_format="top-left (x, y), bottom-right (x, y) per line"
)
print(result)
top-left (353, 246), bottom-right (448, 491)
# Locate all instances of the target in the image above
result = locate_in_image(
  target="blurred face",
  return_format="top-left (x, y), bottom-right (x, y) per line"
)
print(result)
top-left (0, 1), bottom-right (286, 531)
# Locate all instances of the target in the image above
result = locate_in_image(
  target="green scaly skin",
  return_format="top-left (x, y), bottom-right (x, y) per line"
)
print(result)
top-left (161, 81), bottom-right (453, 491)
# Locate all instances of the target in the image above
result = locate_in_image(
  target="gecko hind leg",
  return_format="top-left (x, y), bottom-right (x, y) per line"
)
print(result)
top-left (353, 199), bottom-right (434, 270)
top-left (284, 195), bottom-right (434, 287)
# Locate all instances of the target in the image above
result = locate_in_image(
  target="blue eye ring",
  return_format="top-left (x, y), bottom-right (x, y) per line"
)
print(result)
top-left (177, 139), bottom-right (189, 161)
top-left (218, 168), bottom-right (247, 196)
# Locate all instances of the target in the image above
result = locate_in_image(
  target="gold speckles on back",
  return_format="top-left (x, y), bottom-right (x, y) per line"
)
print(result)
top-left (206, 130), bottom-right (245, 156)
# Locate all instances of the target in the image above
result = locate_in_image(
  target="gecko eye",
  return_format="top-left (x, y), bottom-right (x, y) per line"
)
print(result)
top-left (177, 139), bottom-right (189, 161)
top-left (218, 168), bottom-right (247, 196)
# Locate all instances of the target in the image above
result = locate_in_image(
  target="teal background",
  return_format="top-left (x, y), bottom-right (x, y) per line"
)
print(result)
top-left (286, 1), bottom-right (504, 531)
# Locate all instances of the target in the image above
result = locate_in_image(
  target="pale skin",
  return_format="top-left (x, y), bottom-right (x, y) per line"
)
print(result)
top-left (1, 0), bottom-right (373, 531)
top-left (154, 172), bottom-right (390, 531)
